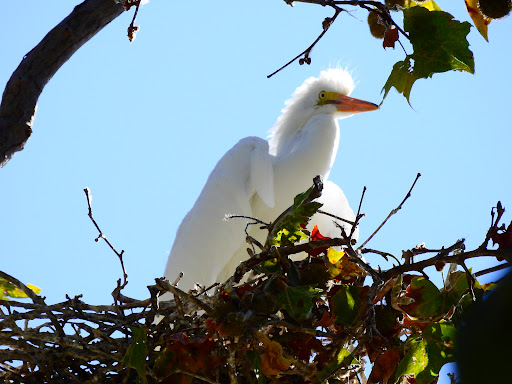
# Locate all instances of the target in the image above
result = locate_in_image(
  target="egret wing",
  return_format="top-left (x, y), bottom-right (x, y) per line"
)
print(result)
top-left (249, 141), bottom-right (275, 209)
top-left (308, 180), bottom-right (359, 242)
top-left (164, 137), bottom-right (270, 293)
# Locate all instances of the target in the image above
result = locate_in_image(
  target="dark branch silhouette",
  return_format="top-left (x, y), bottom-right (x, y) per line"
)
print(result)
top-left (0, 0), bottom-right (127, 167)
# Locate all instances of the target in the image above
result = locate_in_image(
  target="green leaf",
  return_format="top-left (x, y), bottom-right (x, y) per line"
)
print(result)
top-left (330, 284), bottom-right (362, 325)
top-left (123, 326), bottom-right (148, 384)
top-left (382, 58), bottom-right (418, 104)
top-left (314, 347), bottom-right (357, 383)
top-left (400, 277), bottom-right (447, 318)
top-left (269, 185), bottom-right (322, 247)
top-left (247, 350), bottom-right (267, 384)
top-left (396, 322), bottom-right (457, 384)
top-left (276, 285), bottom-right (321, 321)
top-left (382, 7), bottom-right (474, 103)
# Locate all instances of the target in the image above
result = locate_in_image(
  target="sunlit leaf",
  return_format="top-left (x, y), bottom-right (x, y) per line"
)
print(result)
top-left (327, 248), bottom-right (345, 264)
top-left (408, 0), bottom-right (442, 11)
top-left (0, 277), bottom-right (41, 300)
top-left (314, 347), bottom-right (357, 383)
top-left (465, 0), bottom-right (491, 41)
top-left (256, 333), bottom-right (293, 376)
top-left (270, 185), bottom-right (322, 247)
top-left (306, 225), bottom-right (330, 256)
top-left (326, 248), bottom-right (366, 280)
top-left (382, 7), bottom-right (474, 103)
top-left (330, 284), bottom-right (363, 325)
top-left (396, 322), bottom-right (457, 384)
top-left (400, 276), bottom-right (460, 318)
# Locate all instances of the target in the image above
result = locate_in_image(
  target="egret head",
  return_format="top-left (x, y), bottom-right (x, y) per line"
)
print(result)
top-left (291, 68), bottom-right (378, 119)
top-left (269, 68), bottom-right (377, 155)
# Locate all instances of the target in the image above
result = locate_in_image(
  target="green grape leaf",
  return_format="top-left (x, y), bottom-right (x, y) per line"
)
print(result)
top-left (276, 285), bottom-right (322, 321)
top-left (382, 7), bottom-right (474, 103)
top-left (396, 322), bottom-right (457, 384)
top-left (123, 326), bottom-right (148, 384)
top-left (330, 284), bottom-right (363, 325)
top-left (269, 184), bottom-right (322, 247)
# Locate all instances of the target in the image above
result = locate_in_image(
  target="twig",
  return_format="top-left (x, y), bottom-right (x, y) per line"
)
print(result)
top-left (84, 187), bottom-right (128, 290)
top-left (317, 209), bottom-right (356, 226)
top-left (357, 173), bottom-right (421, 250)
top-left (479, 201), bottom-right (506, 249)
top-left (234, 237), bottom-right (350, 282)
top-left (155, 278), bottom-right (214, 316)
top-left (175, 370), bottom-right (217, 384)
top-left (351, 186), bottom-right (367, 238)
top-left (407, 239), bottom-right (466, 258)
top-left (475, 262), bottom-right (512, 277)
top-left (124, 0), bottom-right (141, 42)
top-left (267, 8), bottom-right (342, 78)
top-left (228, 343), bottom-right (238, 384)
top-left (264, 175), bottom-right (324, 243)
top-left (381, 248), bottom-right (512, 281)
top-left (360, 248), bottom-right (401, 265)
top-left (268, 0), bottom-right (410, 78)
top-left (267, 317), bottom-right (341, 339)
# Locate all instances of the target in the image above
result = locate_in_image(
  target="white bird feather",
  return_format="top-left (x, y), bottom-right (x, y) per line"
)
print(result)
top-left (163, 68), bottom-right (377, 294)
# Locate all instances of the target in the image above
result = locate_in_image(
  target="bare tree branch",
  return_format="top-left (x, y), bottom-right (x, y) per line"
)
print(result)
top-left (381, 248), bottom-right (512, 280)
top-left (0, 0), bottom-right (126, 167)
top-left (357, 172), bottom-right (421, 249)
top-left (84, 187), bottom-right (129, 296)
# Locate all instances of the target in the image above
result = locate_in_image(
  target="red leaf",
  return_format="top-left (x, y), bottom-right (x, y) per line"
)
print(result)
top-left (373, 278), bottom-right (397, 304)
top-left (307, 225), bottom-right (331, 257)
top-left (492, 220), bottom-right (512, 252)
top-left (401, 313), bottom-right (430, 331)
top-left (316, 307), bottom-right (335, 328)
top-left (368, 348), bottom-right (401, 384)
top-left (154, 338), bottom-right (224, 383)
top-left (383, 25), bottom-right (399, 48)
top-left (288, 334), bottom-right (323, 361)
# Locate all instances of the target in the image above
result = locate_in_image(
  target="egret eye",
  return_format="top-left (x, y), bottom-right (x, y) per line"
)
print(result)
top-left (319, 91), bottom-right (326, 99)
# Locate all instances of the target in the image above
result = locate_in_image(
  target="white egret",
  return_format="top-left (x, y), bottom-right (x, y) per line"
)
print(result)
top-left (163, 68), bottom-right (378, 293)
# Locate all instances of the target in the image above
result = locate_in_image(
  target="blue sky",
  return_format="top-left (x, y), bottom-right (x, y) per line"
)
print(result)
top-left (1, 1), bottom-right (511, 378)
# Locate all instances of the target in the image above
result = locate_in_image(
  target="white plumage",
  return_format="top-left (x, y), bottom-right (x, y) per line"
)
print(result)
top-left (163, 68), bottom-right (377, 293)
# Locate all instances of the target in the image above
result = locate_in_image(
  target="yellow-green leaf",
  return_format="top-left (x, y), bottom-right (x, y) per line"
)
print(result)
top-left (465, 0), bottom-right (490, 41)
top-left (0, 277), bottom-right (41, 300)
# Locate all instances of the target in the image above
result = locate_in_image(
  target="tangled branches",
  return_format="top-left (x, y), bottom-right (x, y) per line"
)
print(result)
top-left (1, 179), bottom-right (511, 383)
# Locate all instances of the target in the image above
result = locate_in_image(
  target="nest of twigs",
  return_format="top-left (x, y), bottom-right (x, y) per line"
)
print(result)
top-left (1, 178), bottom-right (510, 384)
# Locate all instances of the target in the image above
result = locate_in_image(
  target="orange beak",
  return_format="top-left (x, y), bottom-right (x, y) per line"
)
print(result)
top-left (330, 94), bottom-right (379, 113)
